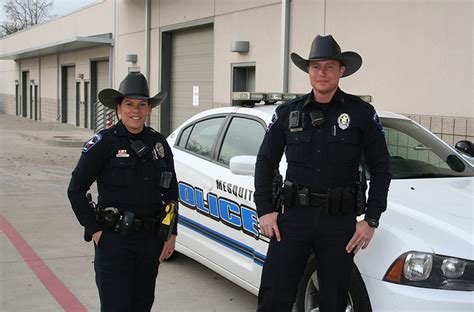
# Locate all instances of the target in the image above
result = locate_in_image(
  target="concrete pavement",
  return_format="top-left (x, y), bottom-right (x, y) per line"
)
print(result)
top-left (0, 113), bottom-right (257, 312)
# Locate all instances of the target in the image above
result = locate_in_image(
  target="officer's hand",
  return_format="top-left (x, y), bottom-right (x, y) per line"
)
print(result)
top-left (159, 234), bottom-right (176, 262)
top-left (92, 230), bottom-right (103, 246)
top-left (259, 212), bottom-right (281, 242)
top-left (346, 220), bottom-right (375, 254)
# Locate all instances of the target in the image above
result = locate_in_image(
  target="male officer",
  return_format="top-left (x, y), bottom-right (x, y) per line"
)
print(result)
top-left (254, 35), bottom-right (391, 311)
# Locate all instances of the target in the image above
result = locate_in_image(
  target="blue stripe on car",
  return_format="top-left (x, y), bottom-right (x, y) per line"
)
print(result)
top-left (178, 215), bottom-right (266, 266)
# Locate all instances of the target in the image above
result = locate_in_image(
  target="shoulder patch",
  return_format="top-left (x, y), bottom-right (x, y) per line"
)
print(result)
top-left (267, 111), bottom-right (279, 132)
top-left (82, 133), bottom-right (102, 153)
top-left (372, 112), bottom-right (384, 135)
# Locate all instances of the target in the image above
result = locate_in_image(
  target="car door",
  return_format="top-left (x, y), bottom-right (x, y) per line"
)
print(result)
top-left (211, 114), bottom-right (267, 286)
top-left (172, 115), bottom-right (229, 264)
top-left (175, 112), bottom-right (267, 287)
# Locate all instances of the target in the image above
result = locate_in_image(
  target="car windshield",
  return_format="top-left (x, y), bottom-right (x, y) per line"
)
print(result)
top-left (381, 117), bottom-right (474, 179)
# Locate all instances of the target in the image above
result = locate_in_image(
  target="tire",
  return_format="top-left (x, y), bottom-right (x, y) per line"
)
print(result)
top-left (294, 255), bottom-right (372, 312)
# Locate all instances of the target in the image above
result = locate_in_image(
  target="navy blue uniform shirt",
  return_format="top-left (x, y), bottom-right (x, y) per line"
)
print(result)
top-left (254, 89), bottom-right (391, 221)
top-left (67, 121), bottom-right (179, 236)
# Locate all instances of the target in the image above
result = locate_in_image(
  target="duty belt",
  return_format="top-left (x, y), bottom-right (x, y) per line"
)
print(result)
top-left (97, 207), bottom-right (162, 234)
top-left (288, 183), bottom-right (355, 216)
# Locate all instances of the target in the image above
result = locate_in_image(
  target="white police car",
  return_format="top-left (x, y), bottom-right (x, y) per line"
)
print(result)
top-left (167, 92), bottom-right (474, 311)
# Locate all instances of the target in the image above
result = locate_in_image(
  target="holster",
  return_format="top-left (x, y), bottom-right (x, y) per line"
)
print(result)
top-left (159, 201), bottom-right (177, 241)
top-left (83, 193), bottom-right (97, 242)
top-left (283, 180), bottom-right (296, 208)
top-left (271, 170), bottom-right (283, 212)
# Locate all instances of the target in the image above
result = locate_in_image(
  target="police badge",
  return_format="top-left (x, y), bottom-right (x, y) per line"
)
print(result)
top-left (337, 113), bottom-right (351, 130)
top-left (155, 142), bottom-right (165, 158)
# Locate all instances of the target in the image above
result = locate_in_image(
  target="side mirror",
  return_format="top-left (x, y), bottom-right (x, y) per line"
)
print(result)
top-left (455, 140), bottom-right (474, 157)
top-left (229, 155), bottom-right (257, 177)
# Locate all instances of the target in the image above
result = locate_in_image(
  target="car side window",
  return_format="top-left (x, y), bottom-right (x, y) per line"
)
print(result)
top-left (177, 125), bottom-right (192, 148)
top-left (218, 116), bottom-right (266, 166)
top-left (384, 125), bottom-right (452, 178)
top-left (184, 117), bottom-right (225, 158)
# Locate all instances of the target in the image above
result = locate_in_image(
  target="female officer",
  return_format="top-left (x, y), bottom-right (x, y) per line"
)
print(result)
top-left (67, 72), bottom-right (178, 311)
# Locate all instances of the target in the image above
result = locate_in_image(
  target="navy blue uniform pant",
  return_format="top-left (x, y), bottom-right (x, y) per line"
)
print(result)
top-left (94, 230), bottom-right (164, 312)
top-left (257, 207), bottom-right (356, 312)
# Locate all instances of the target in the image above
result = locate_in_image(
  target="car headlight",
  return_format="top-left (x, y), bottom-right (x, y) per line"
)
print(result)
top-left (383, 251), bottom-right (474, 291)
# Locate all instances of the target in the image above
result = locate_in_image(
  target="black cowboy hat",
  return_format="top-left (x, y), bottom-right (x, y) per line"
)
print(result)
top-left (290, 35), bottom-right (362, 77)
top-left (98, 72), bottom-right (167, 109)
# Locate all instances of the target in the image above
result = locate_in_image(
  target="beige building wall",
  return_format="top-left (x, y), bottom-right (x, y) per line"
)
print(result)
top-left (0, 1), bottom-right (113, 57)
top-left (0, 0), bottom-right (472, 142)
top-left (0, 0), bottom-right (113, 122)
top-left (213, 4), bottom-right (282, 106)
top-left (288, 0), bottom-right (473, 142)
top-left (325, 0), bottom-right (473, 118)
top-left (157, 0), bottom-right (215, 27)
top-left (0, 61), bottom-right (17, 114)
top-left (40, 55), bottom-right (59, 121)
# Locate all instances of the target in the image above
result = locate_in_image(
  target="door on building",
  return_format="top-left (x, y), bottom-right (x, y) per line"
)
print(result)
top-left (76, 81), bottom-right (81, 126)
top-left (21, 71), bottom-right (29, 118)
top-left (90, 60), bottom-right (109, 129)
top-left (34, 84), bottom-right (38, 120)
top-left (165, 26), bottom-right (214, 135)
top-left (15, 82), bottom-right (19, 116)
top-left (232, 63), bottom-right (256, 105)
top-left (61, 66), bottom-right (76, 124)
top-left (84, 81), bottom-right (90, 128)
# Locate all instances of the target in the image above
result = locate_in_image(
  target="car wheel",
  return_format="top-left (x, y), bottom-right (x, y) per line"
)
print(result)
top-left (294, 255), bottom-right (372, 312)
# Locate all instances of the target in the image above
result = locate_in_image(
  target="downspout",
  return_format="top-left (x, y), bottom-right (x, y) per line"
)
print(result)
top-left (38, 57), bottom-right (41, 120)
top-left (145, 0), bottom-right (151, 125)
top-left (323, 0), bottom-right (327, 35)
top-left (145, 0), bottom-right (151, 81)
top-left (18, 60), bottom-right (21, 116)
top-left (109, 48), bottom-right (113, 90)
top-left (57, 54), bottom-right (60, 121)
top-left (281, 0), bottom-right (290, 93)
top-left (106, 46), bottom-right (114, 129)
top-left (107, 0), bottom-right (116, 128)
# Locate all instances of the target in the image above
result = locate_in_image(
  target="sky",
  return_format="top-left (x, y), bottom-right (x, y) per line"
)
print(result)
top-left (0, 0), bottom-right (97, 24)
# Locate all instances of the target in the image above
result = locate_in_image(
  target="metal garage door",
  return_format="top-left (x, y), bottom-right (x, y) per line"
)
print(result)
top-left (170, 26), bottom-right (214, 130)
top-left (90, 60), bottom-right (109, 129)
top-left (21, 71), bottom-right (29, 118)
top-left (66, 66), bottom-right (76, 125)
top-left (96, 61), bottom-right (109, 97)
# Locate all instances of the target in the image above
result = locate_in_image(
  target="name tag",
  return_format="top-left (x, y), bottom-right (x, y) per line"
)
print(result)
top-left (116, 149), bottom-right (130, 157)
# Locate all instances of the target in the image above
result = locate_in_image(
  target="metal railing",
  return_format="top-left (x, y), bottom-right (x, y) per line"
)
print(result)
top-left (93, 101), bottom-right (115, 132)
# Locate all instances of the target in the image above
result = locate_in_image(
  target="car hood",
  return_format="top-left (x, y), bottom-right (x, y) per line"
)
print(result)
top-left (386, 177), bottom-right (474, 260)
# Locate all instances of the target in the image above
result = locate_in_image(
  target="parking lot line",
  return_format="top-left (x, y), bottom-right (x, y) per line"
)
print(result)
top-left (0, 214), bottom-right (87, 311)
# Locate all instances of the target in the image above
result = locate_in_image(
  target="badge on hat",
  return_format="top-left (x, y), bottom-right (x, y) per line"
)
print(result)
top-left (82, 133), bottom-right (102, 153)
top-left (337, 113), bottom-right (351, 130)
top-left (155, 142), bottom-right (165, 158)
